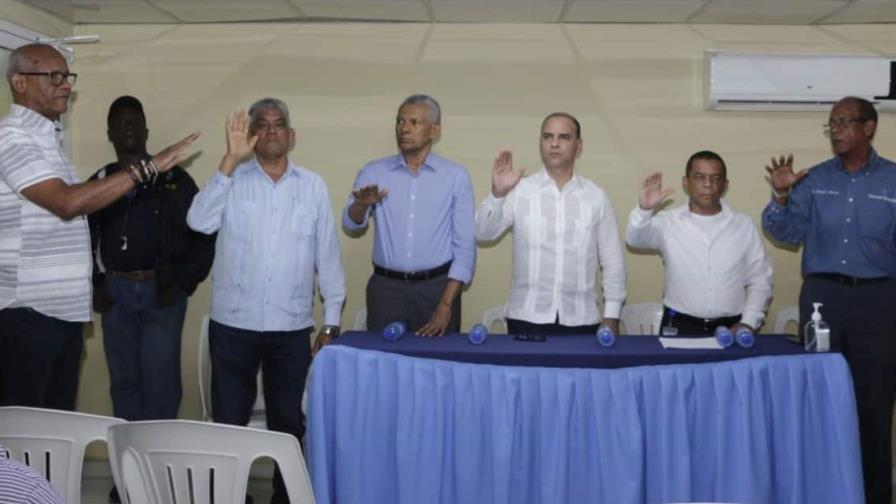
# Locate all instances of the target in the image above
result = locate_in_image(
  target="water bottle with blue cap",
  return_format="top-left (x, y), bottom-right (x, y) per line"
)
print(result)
top-left (382, 321), bottom-right (407, 342)
top-left (468, 323), bottom-right (488, 345)
top-left (714, 325), bottom-right (734, 348)
top-left (596, 325), bottom-right (616, 347)
top-left (735, 327), bottom-right (755, 348)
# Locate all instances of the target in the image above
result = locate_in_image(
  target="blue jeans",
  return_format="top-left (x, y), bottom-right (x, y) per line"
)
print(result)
top-left (209, 320), bottom-right (312, 504)
top-left (102, 275), bottom-right (187, 421)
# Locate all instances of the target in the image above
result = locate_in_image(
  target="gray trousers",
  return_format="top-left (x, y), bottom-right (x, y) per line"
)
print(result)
top-left (366, 273), bottom-right (461, 333)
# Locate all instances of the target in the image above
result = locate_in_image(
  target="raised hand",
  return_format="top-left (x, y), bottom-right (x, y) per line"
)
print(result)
top-left (765, 154), bottom-right (808, 194)
top-left (151, 131), bottom-right (201, 173)
top-left (225, 110), bottom-right (258, 162)
top-left (638, 172), bottom-right (674, 210)
top-left (491, 149), bottom-right (525, 198)
top-left (352, 184), bottom-right (389, 207)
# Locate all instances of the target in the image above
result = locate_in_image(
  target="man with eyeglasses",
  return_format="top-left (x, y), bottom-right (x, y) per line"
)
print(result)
top-left (0, 43), bottom-right (198, 411)
top-left (187, 98), bottom-right (345, 504)
top-left (763, 96), bottom-right (896, 504)
top-left (625, 150), bottom-right (773, 336)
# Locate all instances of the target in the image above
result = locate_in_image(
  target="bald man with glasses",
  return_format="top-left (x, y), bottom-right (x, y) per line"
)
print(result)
top-left (0, 43), bottom-right (198, 410)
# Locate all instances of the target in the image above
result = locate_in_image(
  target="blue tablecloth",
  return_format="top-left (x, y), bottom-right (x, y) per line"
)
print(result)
top-left (307, 333), bottom-right (864, 504)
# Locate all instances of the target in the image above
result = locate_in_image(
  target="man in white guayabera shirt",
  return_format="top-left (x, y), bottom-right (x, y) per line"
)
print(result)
top-left (475, 112), bottom-right (626, 336)
top-left (0, 43), bottom-right (197, 410)
top-left (625, 150), bottom-right (773, 336)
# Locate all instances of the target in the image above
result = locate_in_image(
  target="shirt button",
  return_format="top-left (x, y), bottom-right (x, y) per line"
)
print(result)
top-left (411, 195), bottom-right (416, 200)
top-left (410, 214), bottom-right (414, 218)
top-left (844, 238), bottom-right (848, 243)
top-left (408, 233), bottom-right (413, 237)
top-left (841, 260), bottom-right (847, 264)
top-left (848, 197), bottom-right (854, 202)
top-left (846, 218), bottom-right (851, 223)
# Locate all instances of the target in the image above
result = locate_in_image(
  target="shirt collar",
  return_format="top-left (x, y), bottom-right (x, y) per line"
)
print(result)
top-left (679, 199), bottom-right (733, 220)
top-left (10, 104), bottom-right (62, 136)
top-left (250, 156), bottom-right (301, 180)
top-left (392, 152), bottom-right (437, 173)
top-left (834, 148), bottom-right (880, 175)
top-left (534, 167), bottom-right (584, 191)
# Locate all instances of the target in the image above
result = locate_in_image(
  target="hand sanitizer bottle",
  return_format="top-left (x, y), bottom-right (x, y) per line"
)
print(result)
top-left (804, 303), bottom-right (830, 352)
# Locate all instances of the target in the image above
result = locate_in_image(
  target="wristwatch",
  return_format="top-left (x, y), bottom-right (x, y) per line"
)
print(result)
top-left (320, 325), bottom-right (341, 339)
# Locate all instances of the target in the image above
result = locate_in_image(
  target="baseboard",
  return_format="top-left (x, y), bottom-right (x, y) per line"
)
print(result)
top-left (83, 460), bottom-right (274, 480)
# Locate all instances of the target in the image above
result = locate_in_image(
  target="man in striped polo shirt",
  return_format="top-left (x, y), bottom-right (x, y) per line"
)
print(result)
top-left (0, 445), bottom-right (63, 504)
top-left (0, 43), bottom-right (198, 410)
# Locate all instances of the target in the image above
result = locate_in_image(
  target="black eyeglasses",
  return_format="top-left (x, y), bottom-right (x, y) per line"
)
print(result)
top-left (17, 71), bottom-right (77, 86)
top-left (822, 117), bottom-right (865, 133)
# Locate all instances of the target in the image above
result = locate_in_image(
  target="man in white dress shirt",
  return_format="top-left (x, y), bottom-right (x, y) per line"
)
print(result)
top-left (625, 150), bottom-right (773, 335)
top-left (475, 112), bottom-right (626, 335)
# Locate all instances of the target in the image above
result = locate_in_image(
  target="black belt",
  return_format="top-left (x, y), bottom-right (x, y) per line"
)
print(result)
top-left (107, 269), bottom-right (156, 281)
top-left (374, 261), bottom-right (451, 282)
top-left (664, 307), bottom-right (740, 331)
top-left (811, 273), bottom-right (891, 287)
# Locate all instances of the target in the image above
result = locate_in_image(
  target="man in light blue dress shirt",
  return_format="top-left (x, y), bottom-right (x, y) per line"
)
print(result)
top-left (343, 94), bottom-right (476, 336)
top-left (187, 98), bottom-right (345, 504)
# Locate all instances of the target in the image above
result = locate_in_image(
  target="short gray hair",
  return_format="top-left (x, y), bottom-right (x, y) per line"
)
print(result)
top-left (248, 97), bottom-right (291, 128)
top-left (400, 94), bottom-right (441, 124)
top-left (6, 43), bottom-right (64, 83)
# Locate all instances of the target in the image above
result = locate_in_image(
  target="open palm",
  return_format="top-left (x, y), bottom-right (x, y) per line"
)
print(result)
top-left (492, 149), bottom-right (525, 198)
top-left (639, 172), bottom-right (673, 210)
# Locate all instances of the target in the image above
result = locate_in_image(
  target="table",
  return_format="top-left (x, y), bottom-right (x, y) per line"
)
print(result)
top-left (306, 332), bottom-right (864, 504)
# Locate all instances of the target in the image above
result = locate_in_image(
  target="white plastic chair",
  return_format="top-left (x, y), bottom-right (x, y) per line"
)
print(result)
top-left (482, 304), bottom-right (507, 333)
top-left (198, 315), bottom-right (266, 429)
top-left (0, 406), bottom-right (124, 504)
top-left (773, 305), bottom-right (800, 334)
top-left (353, 308), bottom-right (367, 330)
top-left (107, 420), bottom-right (315, 504)
top-left (620, 302), bottom-right (664, 335)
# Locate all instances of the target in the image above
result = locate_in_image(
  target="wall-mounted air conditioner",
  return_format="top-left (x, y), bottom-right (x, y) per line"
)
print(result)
top-left (705, 50), bottom-right (896, 112)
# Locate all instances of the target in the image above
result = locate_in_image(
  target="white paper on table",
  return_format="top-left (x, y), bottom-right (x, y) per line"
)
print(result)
top-left (659, 337), bottom-right (723, 350)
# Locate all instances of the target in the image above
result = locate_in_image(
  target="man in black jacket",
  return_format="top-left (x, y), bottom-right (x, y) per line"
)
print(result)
top-left (88, 96), bottom-right (214, 423)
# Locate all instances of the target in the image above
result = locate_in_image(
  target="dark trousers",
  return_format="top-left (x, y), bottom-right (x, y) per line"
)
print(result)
top-left (102, 276), bottom-right (187, 421)
top-left (0, 307), bottom-right (83, 410)
top-left (209, 320), bottom-right (312, 504)
top-left (799, 275), bottom-right (896, 504)
top-left (506, 315), bottom-right (599, 336)
top-left (366, 273), bottom-right (461, 333)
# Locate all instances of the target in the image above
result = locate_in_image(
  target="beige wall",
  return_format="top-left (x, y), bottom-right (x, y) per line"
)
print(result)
top-left (50, 22), bottom-right (896, 425)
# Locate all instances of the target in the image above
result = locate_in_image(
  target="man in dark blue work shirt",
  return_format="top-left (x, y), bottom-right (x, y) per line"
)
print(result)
top-left (763, 96), bottom-right (896, 504)
top-left (88, 96), bottom-right (215, 502)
